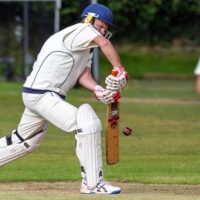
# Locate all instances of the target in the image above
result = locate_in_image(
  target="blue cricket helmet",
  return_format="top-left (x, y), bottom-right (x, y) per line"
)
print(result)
top-left (81, 3), bottom-right (114, 26)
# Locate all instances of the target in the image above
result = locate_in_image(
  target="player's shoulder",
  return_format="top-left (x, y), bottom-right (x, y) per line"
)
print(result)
top-left (57, 23), bottom-right (92, 36)
top-left (66, 23), bottom-right (90, 31)
top-left (64, 23), bottom-right (99, 38)
top-left (75, 23), bottom-right (100, 37)
top-left (72, 23), bottom-right (99, 33)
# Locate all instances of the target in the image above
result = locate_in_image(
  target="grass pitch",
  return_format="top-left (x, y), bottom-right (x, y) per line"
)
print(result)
top-left (0, 182), bottom-right (200, 200)
top-left (0, 79), bottom-right (200, 186)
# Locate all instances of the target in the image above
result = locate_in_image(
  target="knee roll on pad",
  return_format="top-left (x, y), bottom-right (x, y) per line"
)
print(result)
top-left (75, 104), bottom-right (103, 189)
top-left (76, 104), bottom-right (102, 135)
top-left (0, 127), bottom-right (47, 166)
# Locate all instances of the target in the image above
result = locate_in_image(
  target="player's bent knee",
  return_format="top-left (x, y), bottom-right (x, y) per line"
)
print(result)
top-left (25, 127), bottom-right (47, 152)
top-left (0, 126), bottom-right (47, 166)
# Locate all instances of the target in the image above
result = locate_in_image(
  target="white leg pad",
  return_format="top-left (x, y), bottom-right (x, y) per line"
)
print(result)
top-left (75, 104), bottom-right (103, 189)
top-left (0, 127), bottom-right (47, 166)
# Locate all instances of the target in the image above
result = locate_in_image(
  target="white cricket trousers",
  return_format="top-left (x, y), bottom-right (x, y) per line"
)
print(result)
top-left (18, 92), bottom-right (78, 139)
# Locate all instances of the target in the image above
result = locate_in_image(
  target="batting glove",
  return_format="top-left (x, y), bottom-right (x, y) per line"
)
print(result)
top-left (105, 66), bottom-right (129, 91)
top-left (93, 85), bottom-right (121, 104)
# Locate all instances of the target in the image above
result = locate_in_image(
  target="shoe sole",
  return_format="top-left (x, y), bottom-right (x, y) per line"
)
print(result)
top-left (81, 189), bottom-right (121, 195)
top-left (111, 189), bottom-right (121, 194)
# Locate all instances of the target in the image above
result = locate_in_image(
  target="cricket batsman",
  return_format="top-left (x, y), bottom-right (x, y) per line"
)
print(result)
top-left (0, 3), bottom-right (128, 194)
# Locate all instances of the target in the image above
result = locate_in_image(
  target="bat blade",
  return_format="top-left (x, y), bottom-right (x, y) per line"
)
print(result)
top-left (106, 101), bottom-right (119, 165)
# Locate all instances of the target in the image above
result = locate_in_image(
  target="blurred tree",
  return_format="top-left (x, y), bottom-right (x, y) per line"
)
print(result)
top-left (60, 0), bottom-right (79, 27)
top-left (0, 3), bottom-right (21, 56)
top-left (0, 2), bottom-right (55, 78)
top-left (0, 0), bottom-right (200, 50)
top-left (97, 0), bottom-right (200, 44)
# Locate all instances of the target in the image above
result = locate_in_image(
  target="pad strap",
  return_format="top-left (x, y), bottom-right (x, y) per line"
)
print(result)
top-left (6, 130), bottom-right (25, 146)
top-left (14, 130), bottom-right (25, 142)
top-left (6, 135), bottom-right (12, 146)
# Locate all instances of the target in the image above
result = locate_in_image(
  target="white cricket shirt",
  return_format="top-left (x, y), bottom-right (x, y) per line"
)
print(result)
top-left (23, 23), bottom-right (101, 96)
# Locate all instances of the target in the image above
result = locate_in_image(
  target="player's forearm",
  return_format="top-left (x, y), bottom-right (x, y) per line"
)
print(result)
top-left (79, 67), bottom-right (97, 91)
top-left (93, 36), bottom-right (122, 69)
top-left (100, 41), bottom-right (122, 68)
top-left (79, 78), bottom-right (97, 91)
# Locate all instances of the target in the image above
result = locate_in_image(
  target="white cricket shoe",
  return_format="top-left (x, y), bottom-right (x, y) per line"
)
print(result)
top-left (80, 179), bottom-right (121, 194)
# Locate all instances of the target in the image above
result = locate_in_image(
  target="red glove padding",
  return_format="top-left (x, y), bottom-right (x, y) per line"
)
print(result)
top-left (105, 66), bottom-right (129, 91)
top-left (93, 85), bottom-right (121, 104)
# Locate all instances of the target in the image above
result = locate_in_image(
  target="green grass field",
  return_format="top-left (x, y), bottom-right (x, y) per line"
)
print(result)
top-left (0, 79), bottom-right (200, 185)
top-left (1, 45), bottom-right (198, 80)
top-left (99, 46), bottom-right (199, 79)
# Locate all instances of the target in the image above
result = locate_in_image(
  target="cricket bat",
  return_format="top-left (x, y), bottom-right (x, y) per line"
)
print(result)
top-left (106, 69), bottom-right (120, 165)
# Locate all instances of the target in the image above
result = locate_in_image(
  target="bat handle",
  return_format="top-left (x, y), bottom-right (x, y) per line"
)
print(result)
top-left (111, 69), bottom-right (118, 77)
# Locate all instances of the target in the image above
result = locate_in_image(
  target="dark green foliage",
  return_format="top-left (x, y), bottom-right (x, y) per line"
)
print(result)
top-left (97, 0), bottom-right (200, 44)
top-left (0, 1), bottom-right (200, 44)
top-left (0, 1), bottom-right (199, 79)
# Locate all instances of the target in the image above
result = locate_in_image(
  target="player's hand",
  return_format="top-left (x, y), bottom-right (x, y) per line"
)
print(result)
top-left (93, 85), bottom-right (121, 104)
top-left (105, 66), bottom-right (129, 91)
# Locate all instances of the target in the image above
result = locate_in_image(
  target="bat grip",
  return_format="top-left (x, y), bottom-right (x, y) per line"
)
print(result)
top-left (111, 69), bottom-right (118, 77)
